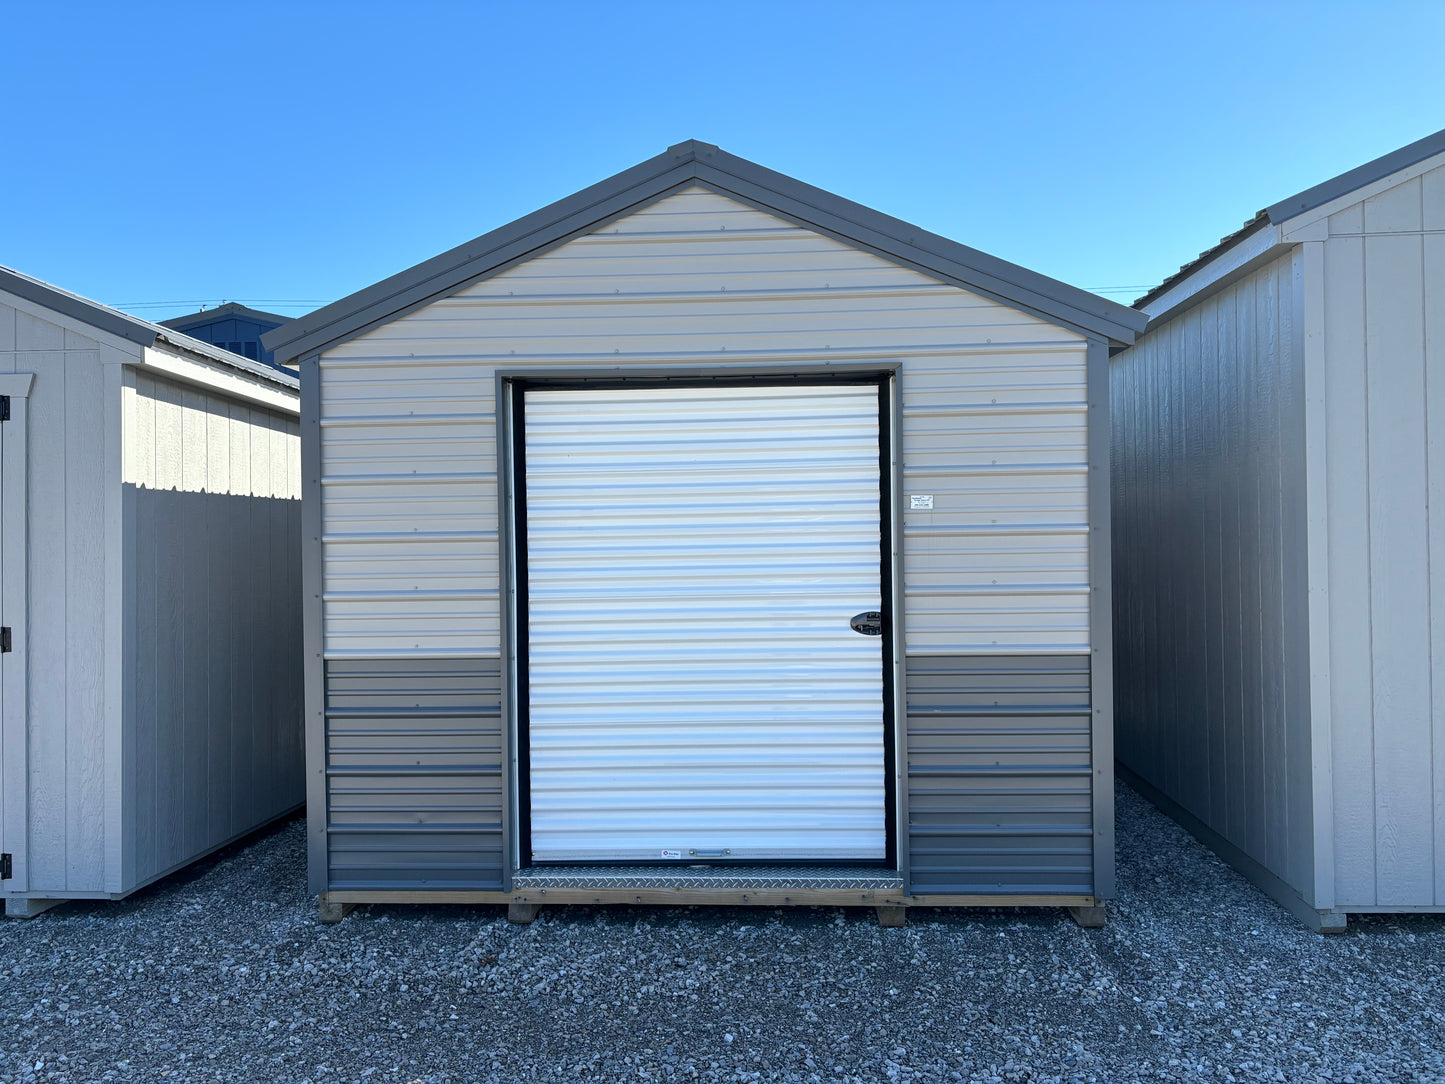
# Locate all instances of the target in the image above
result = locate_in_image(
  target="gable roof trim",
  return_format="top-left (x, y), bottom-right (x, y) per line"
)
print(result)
top-left (0, 265), bottom-right (298, 391)
top-left (1134, 126), bottom-right (1445, 311)
top-left (263, 141), bottom-right (1143, 363)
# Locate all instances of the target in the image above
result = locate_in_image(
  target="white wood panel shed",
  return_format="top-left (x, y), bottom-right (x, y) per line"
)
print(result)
top-left (264, 141), bottom-right (1144, 926)
top-left (0, 267), bottom-right (303, 916)
top-left (1112, 127), bottom-right (1445, 932)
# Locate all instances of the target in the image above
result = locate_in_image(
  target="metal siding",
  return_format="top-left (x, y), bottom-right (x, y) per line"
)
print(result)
top-left (906, 655), bottom-right (1092, 894)
top-left (1321, 165), bottom-right (1445, 908)
top-left (318, 187), bottom-right (1090, 659)
top-left (522, 384), bottom-right (885, 862)
top-left (325, 658), bottom-right (504, 889)
top-left (1112, 253), bottom-right (1316, 902)
top-left (125, 373), bottom-right (304, 889)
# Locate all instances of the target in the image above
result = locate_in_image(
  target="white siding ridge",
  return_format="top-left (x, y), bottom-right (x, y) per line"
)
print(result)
top-left (319, 341), bottom-right (1080, 368)
top-left (428, 283), bottom-right (960, 307)
top-left (317, 339), bottom-right (1085, 370)
top-left (137, 345), bottom-right (299, 414)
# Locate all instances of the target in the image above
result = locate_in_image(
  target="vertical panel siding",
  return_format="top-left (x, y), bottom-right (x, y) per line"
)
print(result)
top-left (1322, 164), bottom-right (1445, 908)
top-left (325, 658), bottom-right (503, 889)
top-left (319, 186), bottom-right (1090, 658)
top-left (124, 371), bottom-right (303, 887)
top-left (907, 655), bottom-right (1093, 893)
top-left (1112, 253), bottom-right (1315, 900)
top-left (0, 304), bottom-right (109, 893)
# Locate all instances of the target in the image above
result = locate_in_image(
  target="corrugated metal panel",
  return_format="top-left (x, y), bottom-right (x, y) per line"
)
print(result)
top-left (325, 658), bottom-right (503, 889)
top-left (523, 384), bottom-right (885, 862)
top-left (906, 655), bottom-right (1093, 894)
top-left (1111, 252), bottom-right (1314, 900)
top-left (318, 186), bottom-right (1090, 658)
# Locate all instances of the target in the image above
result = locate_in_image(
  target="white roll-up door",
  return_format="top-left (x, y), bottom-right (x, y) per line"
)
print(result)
top-left (522, 382), bottom-right (886, 863)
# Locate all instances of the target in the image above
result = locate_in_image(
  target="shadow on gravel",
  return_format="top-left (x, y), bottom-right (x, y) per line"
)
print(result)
top-left (31, 811), bottom-right (310, 923)
top-left (1, 786), bottom-right (1443, 1084)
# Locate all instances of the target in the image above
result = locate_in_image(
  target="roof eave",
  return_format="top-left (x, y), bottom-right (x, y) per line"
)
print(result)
top-left (1132, 126), bottom-right (1445, 317)
top-left (264, 141), bottom-right (1144, 363)
top-left (0, 268), bottom-right (157, 347)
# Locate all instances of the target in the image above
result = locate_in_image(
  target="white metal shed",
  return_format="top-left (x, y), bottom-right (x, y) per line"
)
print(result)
top-left (0, 267), bottom-right (303, 916)
top-left (264, 141), bottom-right (1144, 926)
top-left (1112, 127), bottom-right (1445, 932)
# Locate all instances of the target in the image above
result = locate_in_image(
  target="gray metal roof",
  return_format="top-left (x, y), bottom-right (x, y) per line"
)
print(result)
top-left (0, 265), bottom-right (299, 390)
top-left (263, 140), bottom-right (1146, 364)
top-left (1135, 126), bottom-right (1445, 310)
top-left (159, 302), bottom-right (291, 332)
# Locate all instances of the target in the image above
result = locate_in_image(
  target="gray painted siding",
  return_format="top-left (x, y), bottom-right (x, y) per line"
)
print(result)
top-left (0, 296), bottom-right (303, 901)
top-left (123, 372), bottom-right (303, 889)
top-left (325, 658), bottom-right (504, 889)
top-left (0, 302), bottom-right (110, 894)
top-left (907, 655), bottom-right (1093, 894)
top-left (1111, 252), bottom-right (1315, 901)
top-left (1319, 164), bottom-right (1445, 908)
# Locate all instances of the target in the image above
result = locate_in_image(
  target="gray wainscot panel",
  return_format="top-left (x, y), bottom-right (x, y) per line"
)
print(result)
top-left (325, 657), bottom-right (504, 890)
top-left (906, 655), bottom-right (1094, 894)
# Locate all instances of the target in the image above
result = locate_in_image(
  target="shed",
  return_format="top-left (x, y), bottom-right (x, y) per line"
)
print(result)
top-left (1111, 128), bottom-right (1445, 931)
top-left (160, 302), bottom-right (289, 370)
top-left (264, 141), bottom-right (1144, 926)
top-left (0, 267), bottom-right (303, 917)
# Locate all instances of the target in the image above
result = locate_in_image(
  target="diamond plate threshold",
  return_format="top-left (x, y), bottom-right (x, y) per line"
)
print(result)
top-left (512, 866), bottom-right (903, 891)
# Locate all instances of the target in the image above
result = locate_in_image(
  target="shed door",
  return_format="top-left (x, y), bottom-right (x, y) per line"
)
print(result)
top-left (520, 382), bottom-right (888, 863)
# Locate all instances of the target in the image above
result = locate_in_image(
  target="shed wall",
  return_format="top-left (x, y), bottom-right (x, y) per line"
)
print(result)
top-left (314, 186), bottom-right (1100, 894)
top-left (1318, 163), bottom-right (1445, 908)
top-left (0, 300), bottom-right (112, 894)
top-left (121, 370), bottom-right (303, 889)
top-left (319, 187), bottom-right (1091, 659)
top-left (1112, 252), bottom-right (1316, 900)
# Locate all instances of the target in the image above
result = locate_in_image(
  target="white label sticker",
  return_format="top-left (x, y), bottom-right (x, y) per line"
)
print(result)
top-left (910, 494), bottom-right (934, 510)
top-left (660, 848), bottom-right (682, 860)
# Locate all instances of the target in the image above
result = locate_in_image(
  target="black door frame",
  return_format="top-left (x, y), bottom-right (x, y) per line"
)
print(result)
top-left (508, 371), bottom-right (897, 869)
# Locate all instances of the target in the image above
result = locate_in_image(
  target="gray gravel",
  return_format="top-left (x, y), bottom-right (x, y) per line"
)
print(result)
top-left (2, 784), bottom-right (1444, 1084)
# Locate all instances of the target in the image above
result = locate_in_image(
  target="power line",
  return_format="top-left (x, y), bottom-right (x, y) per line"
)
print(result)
top-left (114, 298), bottom-right (334, 310)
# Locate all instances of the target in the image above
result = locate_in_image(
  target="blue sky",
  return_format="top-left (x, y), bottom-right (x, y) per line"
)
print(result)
top-left (4, 1), bottom-right (1443, 322)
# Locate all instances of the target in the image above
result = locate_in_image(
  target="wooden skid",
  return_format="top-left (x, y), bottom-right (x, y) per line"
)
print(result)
top-left (321, 888), bottom-right (1099, 910)
top-left (3, 897), bottom-right (65, 919)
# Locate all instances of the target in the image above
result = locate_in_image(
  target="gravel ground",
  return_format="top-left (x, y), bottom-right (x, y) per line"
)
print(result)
top-left (2, 784), bottom-right (1444, 1084)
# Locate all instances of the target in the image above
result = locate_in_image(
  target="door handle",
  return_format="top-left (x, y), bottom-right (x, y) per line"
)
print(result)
top-left (849, 611), bottom-right (884, 636)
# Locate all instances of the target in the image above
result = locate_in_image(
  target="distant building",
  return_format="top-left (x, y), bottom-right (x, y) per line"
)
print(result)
top-left (160, 302), bottom-right (289, 369)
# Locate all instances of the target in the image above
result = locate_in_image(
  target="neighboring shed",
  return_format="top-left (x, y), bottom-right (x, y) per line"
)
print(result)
top-left (0, 267), bottom-right (303, 917)
top-left (160, 302), bottom-right (289, 370)
top-left (1112, 128), bottom-right (1445, 931)
top-left (264, 140), bottom-right (1144, 926)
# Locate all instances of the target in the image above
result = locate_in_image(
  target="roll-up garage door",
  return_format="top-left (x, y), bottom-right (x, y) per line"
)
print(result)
top-left (521, 382), bottom-right (888, 863)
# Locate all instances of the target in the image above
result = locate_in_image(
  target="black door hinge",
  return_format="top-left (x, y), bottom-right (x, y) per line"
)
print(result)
top-left (0, 854), bottom-right (11, 880)
top-left (0, 396), bottom-right (9, 422)
top-left (0, 628), bottom-right (11, 653)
